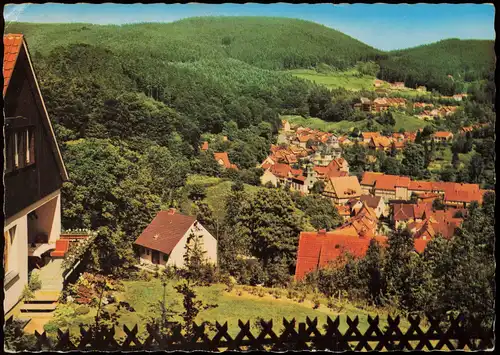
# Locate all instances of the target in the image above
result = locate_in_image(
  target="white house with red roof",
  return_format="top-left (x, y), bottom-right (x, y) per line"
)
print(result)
top-left (134, 209), bottom-right (217, 268)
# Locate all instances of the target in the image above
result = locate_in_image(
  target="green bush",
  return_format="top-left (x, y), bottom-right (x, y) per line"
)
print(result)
top-left (273, 289), bottom-right (282, 299)
top-left (28, 273), bottom-right (42, 292)
top-left (297, 291), bottom-right (307, 303)
top-left (21, 285), bottom-right (34, 302)
top-left (257, 288), bottom-right (266, 298)
top-left (75, 305), bottom-right (91, 315)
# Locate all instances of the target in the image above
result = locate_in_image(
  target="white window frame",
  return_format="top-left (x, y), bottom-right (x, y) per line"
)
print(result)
top-left (14, 132), bottom-right (19, 168)
top-left (25, 129), bottom-right (30, 164)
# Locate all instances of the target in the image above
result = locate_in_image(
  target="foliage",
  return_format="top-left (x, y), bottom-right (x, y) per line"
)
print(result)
top-left (174, 281), bottom-right (218, 337)
top-left (28, 273), bottom-right (43, 292)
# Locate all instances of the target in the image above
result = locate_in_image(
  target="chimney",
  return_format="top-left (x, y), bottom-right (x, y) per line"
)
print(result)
top-left (168, 208), bottom-right (176, 215)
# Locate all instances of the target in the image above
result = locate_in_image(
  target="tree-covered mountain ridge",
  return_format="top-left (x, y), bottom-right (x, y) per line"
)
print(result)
top-left (8, 17), bottom-right (493, 72)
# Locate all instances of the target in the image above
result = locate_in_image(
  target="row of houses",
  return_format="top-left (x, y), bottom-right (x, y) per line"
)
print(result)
top-left (360, 172), bottom-right (489, 208)
top-left (354, 97), bottom-right (407, 113)
top-left (415, 105), bottom-right (459, 120)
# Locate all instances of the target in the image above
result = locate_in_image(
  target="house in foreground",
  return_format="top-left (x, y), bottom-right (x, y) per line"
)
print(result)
top-left (134, 209), bottom-right (217, 268)
top-left (3, 34), bottom-right (72, 314)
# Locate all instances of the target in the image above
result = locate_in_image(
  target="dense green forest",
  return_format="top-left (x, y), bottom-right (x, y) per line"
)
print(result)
top-left (378, 39), bottom-right (496, 96)
top-left (8, 17), bottom-right (383, 70)
top-left (9, 18), bottom-right (495, 98)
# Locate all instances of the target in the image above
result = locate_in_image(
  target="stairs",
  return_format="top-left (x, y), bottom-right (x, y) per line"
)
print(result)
top-left (18, 290), bottom-right (60, 334)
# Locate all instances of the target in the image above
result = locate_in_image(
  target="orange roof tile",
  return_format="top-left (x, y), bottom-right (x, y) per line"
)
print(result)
top-left (214, 152), bottom-right (238, 170)
top-left (3, 34), bottom-right (24, 96)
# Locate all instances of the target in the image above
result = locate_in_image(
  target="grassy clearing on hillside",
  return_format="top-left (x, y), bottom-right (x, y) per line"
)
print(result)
top-left (283, 114), bottom-right (429, 135)
top-left (428, 148), bottom-right (475, 172)
top-left (287, 69), bottom-right (376, 91)
top-left (282, 115), bottom-right (370, 134)
top-left (392, 112), bottom-right (430, 131)
top-left (183, 174), bottom-right (264, 221)
top-left (44, 280), bottom-right (410, 340)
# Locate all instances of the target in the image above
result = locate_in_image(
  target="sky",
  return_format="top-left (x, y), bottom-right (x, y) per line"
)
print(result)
top-left (3, 3), bottom-right (495, 50)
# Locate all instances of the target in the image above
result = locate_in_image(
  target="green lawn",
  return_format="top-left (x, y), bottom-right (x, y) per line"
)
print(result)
top-left (428, 147), bottom-right (475, 172)
top-left (287, 69), bottom-right (376, 91)
top-left (44, 280), bottom-right (410, 340)
top-left (282, 115), bottom-right (376, 134)
top-left (392, 112), bottom-right (431, 132)
top-left (183, 174), bottom-right (264, 221)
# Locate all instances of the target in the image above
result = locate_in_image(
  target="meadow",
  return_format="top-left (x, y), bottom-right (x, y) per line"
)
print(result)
top-left (43, 279), bottom-right (410, 340)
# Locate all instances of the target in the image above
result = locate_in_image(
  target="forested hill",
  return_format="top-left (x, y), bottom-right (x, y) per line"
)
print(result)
top-left (8, 17), bottom-right (384, 70)
top-left (378, 39), bottom-right (495, 94)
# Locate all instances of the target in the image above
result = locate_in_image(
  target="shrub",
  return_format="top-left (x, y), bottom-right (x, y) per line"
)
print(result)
top-left (28, 273), bottom-right (42, 292)
top-left (312, 294), bottom-right (321, 309)
top-left (75, 305), bottom-right (90, 315)
top-left (236, 290), bottom-right (243, 296)
top-left (273, 289), bottom-right (282, 299)
top-left (257, 288), bottom-right (265, 298)
top-left (21, 285), bottom-right (34, 302)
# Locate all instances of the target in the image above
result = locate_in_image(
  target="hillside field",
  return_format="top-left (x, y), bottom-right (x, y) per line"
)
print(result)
top-left (43, 280), bottom-right (411, 340)
top-left (283, 114), bottom-right (429, 134)
top-left (287, 69), bottom-right (376, 91)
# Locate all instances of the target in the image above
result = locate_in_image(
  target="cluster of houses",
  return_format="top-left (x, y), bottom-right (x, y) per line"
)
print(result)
top-left (294, 170), bottom-right (490, 280)
top-left (414, 104), bottom-right (459, 120)
top-left (259, 122), bottom-right (352, 194)
top-left (354, 97), bottom-right (407, 113)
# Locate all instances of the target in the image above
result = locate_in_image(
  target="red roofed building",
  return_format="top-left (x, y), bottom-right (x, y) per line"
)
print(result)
top-left (201, 141), bottom-right (209, 151)
top-left (362, 132), bottom-right (381, 143)
top-left (214, 152), bottom-right (238, 170)
top-left (294, 230), bottom-right (388, 280)
top-left (134, 209), bottom-right (217, 267)
top-left (373, 174), bottom-right (411, 201)
top-left (432, 131), bottom-right (454, 143)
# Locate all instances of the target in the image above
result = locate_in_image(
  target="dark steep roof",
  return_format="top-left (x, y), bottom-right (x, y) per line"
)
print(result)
top-left (134, 210), bottom-right (196, 255)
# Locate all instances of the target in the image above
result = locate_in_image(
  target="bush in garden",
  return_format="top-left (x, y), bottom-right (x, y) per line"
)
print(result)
top-left (273, 289), bottom-right (282, 299)
top-left (28, 273), bottom-right (42, 292)
top-left (257, 288), bottom-right (265, 298)
top-left (236, 289), bottom-right (242, 296)
top-left (75, 305), bottom-right (91, 315)
top-left (21, 285), bottom-right (34, 302)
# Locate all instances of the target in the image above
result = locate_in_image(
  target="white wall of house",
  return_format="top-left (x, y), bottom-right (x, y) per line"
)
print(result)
top-left (4, 190), bottom-right (61, 315)
top-left (168, 223), bottom-right (218, 267)
top-left (139, 222), bottom-right (218, 269)
top-left (4, 215), bottom-right (28, 314)
top-left (260, 170), bottom-right (278, 187)
top-left (27, 194), bottom-right (61, 244)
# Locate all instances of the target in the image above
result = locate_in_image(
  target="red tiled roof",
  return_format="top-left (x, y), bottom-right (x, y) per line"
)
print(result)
top-left (3, 34), bottom-right (24, 96)
top-left (409, 180), bottom-right (434, 192)
top-left (214, 152), bottom-right (238, 170)
top-left (270, 163), bottom-right (292, 178)
top-left (374, 174), bottom-right (410, 191)
top-left (360, 172), bottom-right (384, 186)
top-left (433, 131), bottom-right (453, 138)
top-left (359, 195), bottom-right (382, 209)
top-left (134, 210), bottom-right (196, 255)
top-left (393, 203), bottom-right (415, 222)
top-left (201, 141), bottom-right (209, 151)
top-left (295, 231), bottom-right (388, 280)
top-left (362, 132), bottom-right (381, 140)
